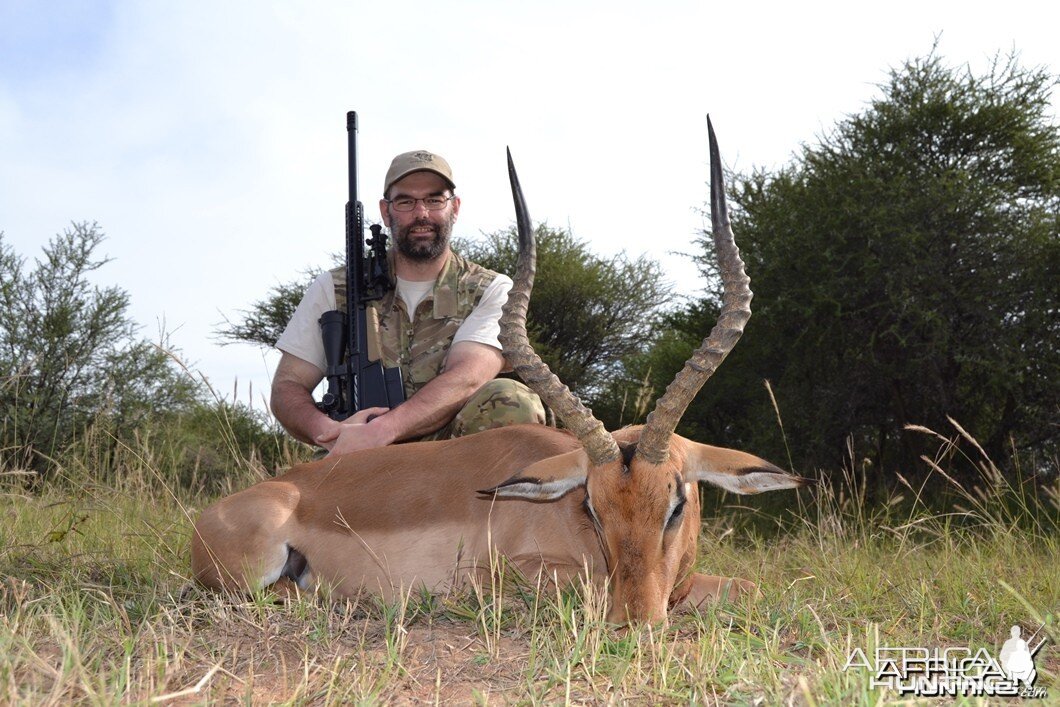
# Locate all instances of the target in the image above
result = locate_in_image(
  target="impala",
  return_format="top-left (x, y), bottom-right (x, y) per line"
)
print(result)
top-left (191, 119), bottom-right (811, 624)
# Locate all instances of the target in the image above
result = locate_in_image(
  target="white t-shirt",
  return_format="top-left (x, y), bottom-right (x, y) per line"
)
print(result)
top-left (276, 268), bottom-right (512, 374)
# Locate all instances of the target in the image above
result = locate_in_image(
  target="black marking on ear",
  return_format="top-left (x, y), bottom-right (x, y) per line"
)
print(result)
top-left (742, 465), bottom-right (817, 486)
top-left (477, 477), bottom-right (543, 495)
top-left (697, 466), bottom-right (815, 495)
top-left (742, 464), bottom-right (784, 476)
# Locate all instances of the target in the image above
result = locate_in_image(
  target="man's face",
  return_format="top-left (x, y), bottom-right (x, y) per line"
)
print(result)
top-left (380, 172), bottom-right (460, 263)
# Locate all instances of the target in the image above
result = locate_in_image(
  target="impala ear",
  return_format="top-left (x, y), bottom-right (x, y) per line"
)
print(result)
top-left (682, 442), bottom-right (813, 495)
top-left (479, 448), bottom-right (590, 501)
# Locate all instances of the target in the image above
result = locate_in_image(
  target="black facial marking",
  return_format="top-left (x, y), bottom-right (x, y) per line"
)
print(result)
top-left (665, 473), bottom-right (687, 531)
top-left (282, 546), bottom-right (309, 582)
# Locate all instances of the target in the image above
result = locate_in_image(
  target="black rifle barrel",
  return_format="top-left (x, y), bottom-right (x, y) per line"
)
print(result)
top-left (317, 112), bottom-right (405, 422)
top-left (347, 111), bottom-right (358, 202)
top-left (345, 111), bottom-right (364, 413)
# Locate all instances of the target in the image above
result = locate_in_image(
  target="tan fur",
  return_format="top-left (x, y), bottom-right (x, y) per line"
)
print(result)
top-left (193, 426), bottom-right (597, 598)
top-left (191, 424), bottom-right (809, 624)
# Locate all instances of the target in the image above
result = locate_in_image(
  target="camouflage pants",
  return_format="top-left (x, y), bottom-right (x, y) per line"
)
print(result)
top-left (418, 378), bottom-right (545, 441)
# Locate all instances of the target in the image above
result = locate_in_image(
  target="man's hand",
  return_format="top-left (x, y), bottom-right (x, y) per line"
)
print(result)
top-left (272, 343), bottom-right (503, 455)
top-left (315, 406), bottom-right (393, 457)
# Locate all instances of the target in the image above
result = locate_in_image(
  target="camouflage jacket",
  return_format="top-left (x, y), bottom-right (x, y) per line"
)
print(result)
top-left (329, 249), bottom-right (499, 399)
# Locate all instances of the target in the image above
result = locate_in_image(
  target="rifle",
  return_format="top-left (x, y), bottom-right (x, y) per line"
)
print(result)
top-left (316, 111), bottom-right (405, 420)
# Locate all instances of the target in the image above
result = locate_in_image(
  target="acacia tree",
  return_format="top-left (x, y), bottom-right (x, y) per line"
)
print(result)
top-left (216, 270), bottom-right (325, 351)
top-left (611, 52), bottom-right (1060, 476)
top-left (457, 225), bottom-right (671, 396)
top-left (0, 223), bottom-right (199, 473)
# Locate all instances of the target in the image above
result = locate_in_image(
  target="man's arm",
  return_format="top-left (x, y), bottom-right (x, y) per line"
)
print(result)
top-left (271, 352), bottom-right (337, 446)
top-left (321, 341), bottom-right (503, 456)
top-left (272, 351), bottom-right (389, 451)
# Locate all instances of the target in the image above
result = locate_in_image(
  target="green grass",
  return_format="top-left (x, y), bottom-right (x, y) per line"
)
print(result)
top-left (1, 423), bottom-right (1057, 705)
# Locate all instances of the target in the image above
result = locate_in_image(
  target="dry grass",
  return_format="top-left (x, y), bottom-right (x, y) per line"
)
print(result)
top-left (1, 421), bottom-right (1058, 705)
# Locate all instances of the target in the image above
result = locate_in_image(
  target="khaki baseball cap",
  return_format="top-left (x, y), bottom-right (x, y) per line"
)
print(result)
top-left (383, 150), bottom-right (455, 196)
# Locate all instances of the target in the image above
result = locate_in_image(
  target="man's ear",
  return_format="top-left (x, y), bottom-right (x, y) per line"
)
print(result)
top-left (479, 448), bottom-right (590, 501)
top-left (379, 199), bottom-right (391, 227)
top-left (682, 442), bottom-right (813, 495)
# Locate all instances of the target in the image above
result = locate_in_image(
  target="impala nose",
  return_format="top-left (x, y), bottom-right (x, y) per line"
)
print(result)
top-left (606, 578), bottom-right (669, 627)
top-left (606, 602), bottom-right (669, 628)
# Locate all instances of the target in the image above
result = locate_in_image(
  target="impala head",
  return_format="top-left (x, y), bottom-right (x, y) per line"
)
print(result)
top-left (488, 118), bottom-right (812, 625)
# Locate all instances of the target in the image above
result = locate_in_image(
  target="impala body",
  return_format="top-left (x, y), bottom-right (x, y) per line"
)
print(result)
top-left (192, 424), bottom-right (796, 622)
top-left (192, 119), bottom-right (811, 624)
top-left (193, 425), bottom-right (594, 599)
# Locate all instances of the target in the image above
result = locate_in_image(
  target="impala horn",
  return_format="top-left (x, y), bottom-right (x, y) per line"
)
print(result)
top-left (635, 117), bottom-right (753, 465)
top-left (499, 148), bottom-right (621, 466)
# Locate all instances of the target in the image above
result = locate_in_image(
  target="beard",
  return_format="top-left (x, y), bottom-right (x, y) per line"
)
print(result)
top-left (393, 213), bottom-right (454, 262)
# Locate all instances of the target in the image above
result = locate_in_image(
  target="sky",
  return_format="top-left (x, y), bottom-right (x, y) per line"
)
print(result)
top-left (2, 0), bottom-right (1058, 413)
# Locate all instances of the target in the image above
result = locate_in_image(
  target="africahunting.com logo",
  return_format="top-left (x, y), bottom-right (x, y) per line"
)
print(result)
top-left (843, 624), bottom-right (1049, 698)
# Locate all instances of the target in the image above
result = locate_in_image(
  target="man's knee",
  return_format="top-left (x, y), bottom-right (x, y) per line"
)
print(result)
top-left (450, 379), bottom-right (545, 438)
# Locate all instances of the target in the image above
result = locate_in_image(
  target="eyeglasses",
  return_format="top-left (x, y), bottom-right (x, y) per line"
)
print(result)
top-left (386, 195), bottom-right (454, 212)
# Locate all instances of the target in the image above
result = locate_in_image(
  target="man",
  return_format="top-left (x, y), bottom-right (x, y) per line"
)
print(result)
top-left (272, 149), bottom-right (545, 456)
